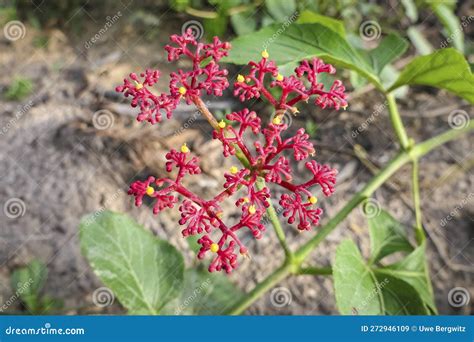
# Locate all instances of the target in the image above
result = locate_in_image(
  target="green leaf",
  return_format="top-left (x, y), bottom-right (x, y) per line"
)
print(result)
top-left (11, 260), bottom-right (47, 313)
top-left (80, 211), bottom-right (184, 315)
top-left (368, 209), bottom-right (413, 263)
top-left (161, 268), bottom-right (244, 315)
top-left (296, 10), bottom-right (346, 38)
top-left (225, 23), bottom-right (383, 90)
top-left (366, 33), bottom-right (409, 74)
top-left (333, 240), bottom-right (384, 314)
top-left (230, 10), bottom-right (257, 36)
top-left (388, 48), bottom-right (474, 103)
top-left (431, 3), bottom-right (464, 52)
top-left (375, 243), bottom-right (437, 313)
top-left (334, 240), bottom-right (430, 315)
top-left (265, 0), bottom-right (296, 21)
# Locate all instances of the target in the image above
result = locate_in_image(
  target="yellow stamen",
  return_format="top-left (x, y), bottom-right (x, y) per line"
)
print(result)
top-left (248, 205), bottom-right (256, 215)
top-left (178, 86), bottom-right (187, 95)
top-left (181, 143), bottom-right (190, 153)
top-left (218, 120), bottom-right (226, 129)
top-left (210, 243), bottom-right (219, 253)
top-left (272, 116), bottom-right (282, 125)
top-left (216, 211), bottom-right (223, 219)
top-left (230, 166), bottom-right (239, 174)
top-left (146, 186), bottom-right (154, 196)
top-left (308, 196), bottom-right (318, 204)
top-left (276, 73), bottom-right (284, 81)
top-left (134, 81), bottom-right (143, 90)
top-left (236, 74), bottom-right (245, 83)
top-left (290, 107), bottom-right (299, 114)
top-left (242, 197), bottom-right (250, 203)
top-left (261, 49), bottom-right (269, 59)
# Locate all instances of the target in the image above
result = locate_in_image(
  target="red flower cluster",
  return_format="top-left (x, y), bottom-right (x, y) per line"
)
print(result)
top-left (120, 31), bottom-right (346, 273)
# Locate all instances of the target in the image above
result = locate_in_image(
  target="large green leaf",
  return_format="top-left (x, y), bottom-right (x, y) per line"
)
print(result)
top-left (296, 10), bottom-right (346, 38)
top-left (225, 23), bottom-right (383, 90)
top-left (375, 243), bottom-right (437, 313)
top-left (368, 209), bottom-right (413, 263)
top-left (388, 48), bottom-right (474, 103)
top-left (161, 268), bottom-right (244, 315)
top-left (80, 211), bottom-right (184, 314)
top-left (366, 33), bottom-right (409, 74)
top-left (334, 240), bottom-right (431, 315)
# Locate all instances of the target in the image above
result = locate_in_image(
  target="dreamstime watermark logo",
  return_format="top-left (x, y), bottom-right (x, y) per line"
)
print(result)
top-left (0, 278), bottom-right (34, 312)
top-left (359, 20), bottom-right (381, 41)
top-left (4, 198), bottom-right (26, 219)
top-left (175, 278), bottom-right (211, 314)
top-left (0, 101), bottom-right (34, 136)
top-left (82, 188), bottom-right (124, 227)
top-left (181, 20), bottom-right (204, 40)
top-left (351, 100), bottom-right (388, 138)
top-left (448, 287), bottom-right (470, 308)
top-left (84, 11), bottom-right (122, 49)
top-left (360, 278), bottom-right (389, 310)
top-left (440, 192), bottom-right (473, 227)
top-left (92, 287), bottom-right (114, 307)
top-left (3, 20), bottom-right (26, 41)
top-left (262, 11), bottom-right (298, 50)
top-left (92, 109), bottom-right (115, 130)
top-left (270, 286), bottom-right (292, 307)
top-left (448, 109), bottom-right (469, 130)
top-left (360, 198), bottom-right (381, 218)
top-left (271, 110), bottom-right (292, 127)
top-left (173, 109), bottom-right (202, 137)
top-left (440, 15), bottom-right (473, 48)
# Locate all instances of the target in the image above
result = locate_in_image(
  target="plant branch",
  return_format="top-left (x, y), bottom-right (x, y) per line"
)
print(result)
top-left (296, 266), bottom-right (332, 275)
top-left (386, 93), bottom-right (410, 150)
top-left (227, 122), bottom-right (472, 314)
top-left (256, 177), bottom-right (292, 258)
top-left (411, 157), bottom-right (425, 244)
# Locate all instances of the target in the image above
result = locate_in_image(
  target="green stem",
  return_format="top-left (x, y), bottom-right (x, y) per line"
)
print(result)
top-left (386, 93), bottom-right (410, 150)
top-left (411, 157), bottom-right (425, 244)
top-left (296, 266), bottom-right (332, 275)
top-left (226, 123), bottom-right (473, 315)
top-left (227, 262), bottom-right (293, 316)
top-left (256, 177), bottom-right (292, 258)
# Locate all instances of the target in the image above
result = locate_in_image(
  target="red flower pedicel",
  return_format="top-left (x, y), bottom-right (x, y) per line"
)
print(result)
top-left (119, 32), bottom-right (347, 273)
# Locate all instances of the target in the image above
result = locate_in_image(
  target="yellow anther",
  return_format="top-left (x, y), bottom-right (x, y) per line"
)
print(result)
top-left (290, 107), bottom-right (299, 114)
top-left (272, 116), bottom-right (282, 125)
top-left (146, 186), bottom-right (155, 196)
top-left (216, 211), bottom-right (224, 219)
top-left (236, 74), bottom-right (245, 83)
top-left (230, 166), bottom-right (239, 174)
top-left (261, 49), bottom-right (269, 59)
top-left (242, 197), bottom-right (250, 203)
top-left (134, 81), bottom-right (143, 90)
top-left (181, 143), bottom-right (190, 153)
top-left (210, 243), bottom-right (219, 253)
top-left (178, 86), bottom-right (187, 95)
top-left (308, 196), bottom-right (318, 204)
top-left (248, 205), bottom-right (256, 215)
top-left (218, 120), bottom-right (226, 129)
top-left (276, 73), bottom-right (284, 81)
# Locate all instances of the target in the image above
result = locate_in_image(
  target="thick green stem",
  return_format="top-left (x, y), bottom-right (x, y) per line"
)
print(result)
top-left (226, 123), bottom-right (472, 315)
top-left (256, 178), bottom-right (292, 258)
top-left (386, 93), bottom-right (410, 150)
top-left (411, 158), bottom-right (425, 244)
top-left (296, 266), bottom-right (332, 275)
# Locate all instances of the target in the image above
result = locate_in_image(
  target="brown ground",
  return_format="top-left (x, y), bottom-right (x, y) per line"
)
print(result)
top-left (0, 4), bottom-right (472, 315)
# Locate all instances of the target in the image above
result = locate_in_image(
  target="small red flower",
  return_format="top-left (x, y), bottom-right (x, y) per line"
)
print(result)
top-left (119, 32), bottom-right (346, 273)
